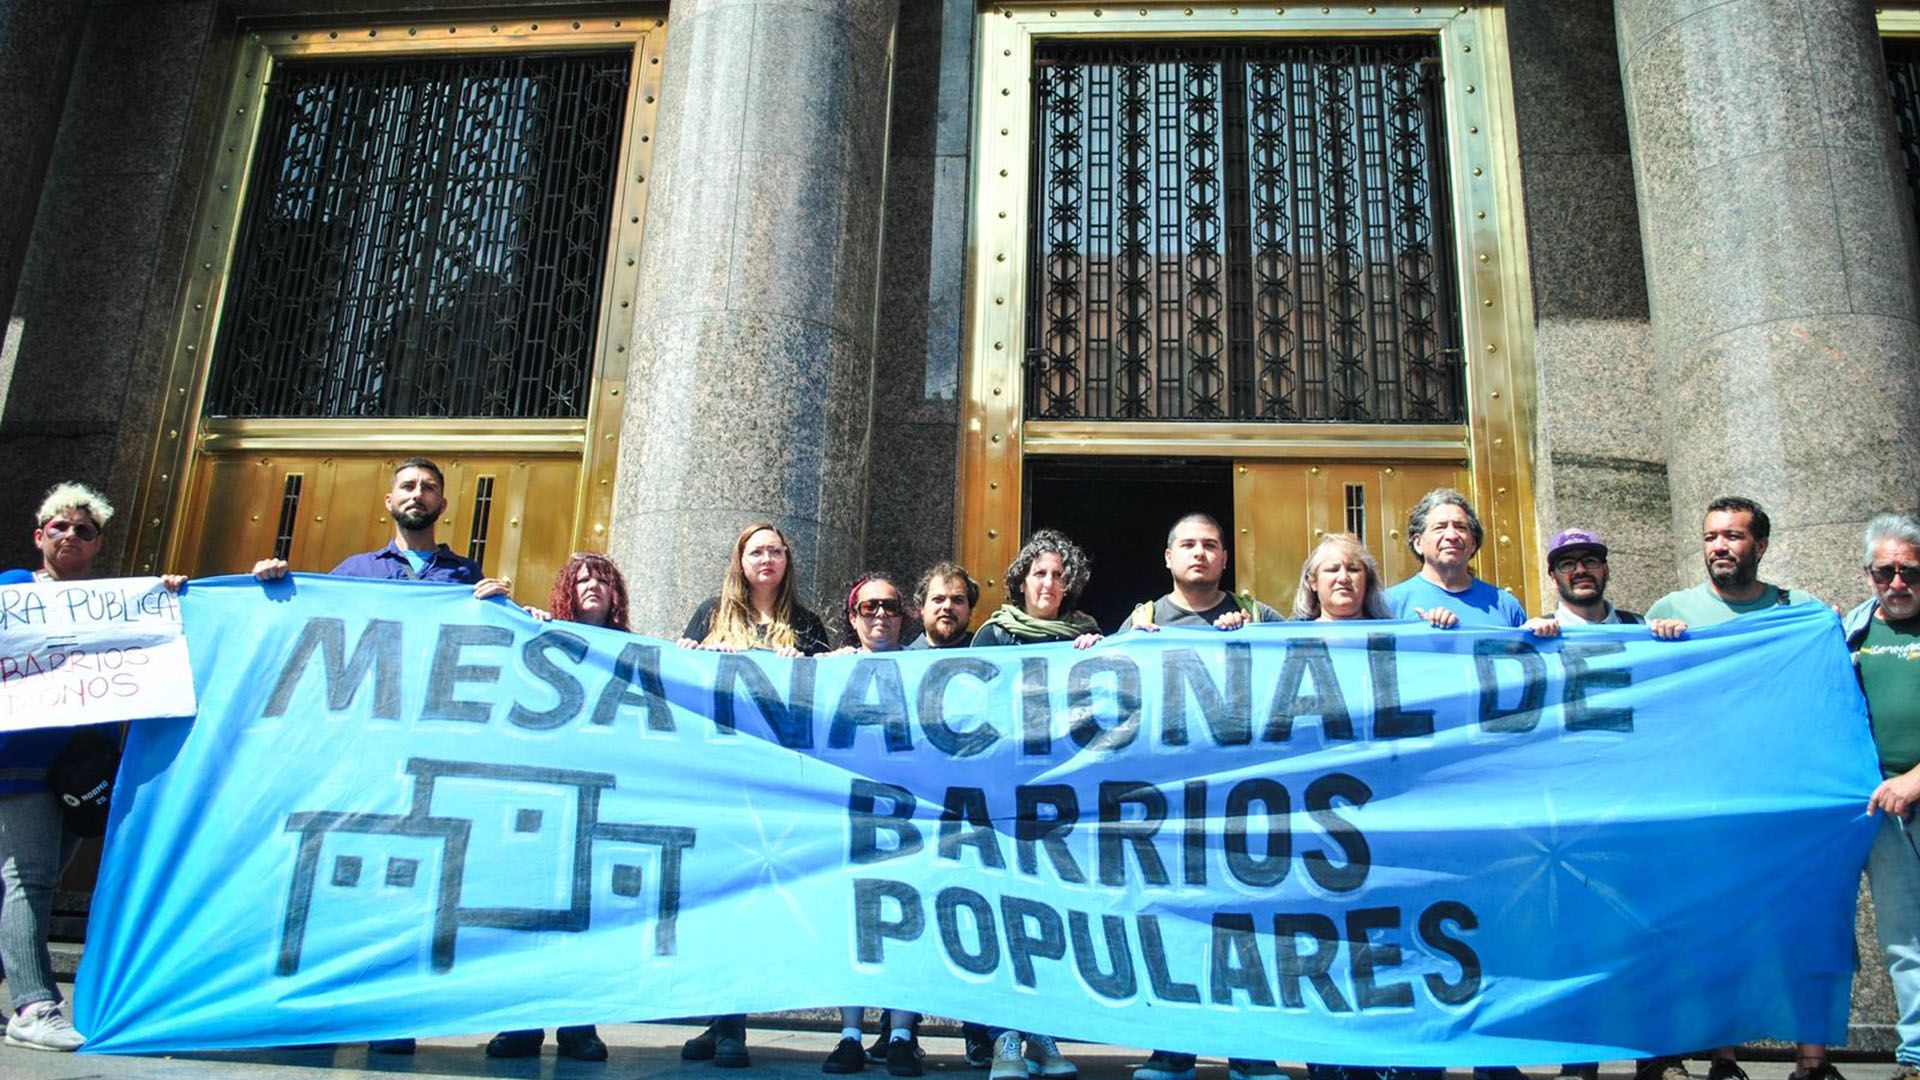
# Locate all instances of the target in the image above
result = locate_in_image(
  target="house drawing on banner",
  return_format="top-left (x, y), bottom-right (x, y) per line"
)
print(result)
top-left (278, 758), bottom-right (695, 975)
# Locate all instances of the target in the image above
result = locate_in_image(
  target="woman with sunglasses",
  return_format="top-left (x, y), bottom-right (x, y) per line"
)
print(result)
top-left (677, 523), bottom-right (830, 1069)
top-left (0, 483), bottom-right (183, 1052)
top-left (483, 552), bottom-right (631, 1063)
top-left (821, 572), bottom-right (925, 1076)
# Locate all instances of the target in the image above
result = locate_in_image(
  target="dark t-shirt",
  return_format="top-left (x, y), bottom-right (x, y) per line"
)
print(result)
top-left (681, 595), bottom-right (831, 656)
top-left (1117, 593), bottom-right (1283, 632)
top-left (904, 631), bottom-right (974, 649)
top-left (1856, 615), bottom-right (1920, 778)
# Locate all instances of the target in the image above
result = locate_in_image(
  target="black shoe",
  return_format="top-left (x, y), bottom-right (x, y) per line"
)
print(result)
top-left (370, 1038), bottom-right (416, 1055)
top-left (866, 1032), bottom-right (889, 1064)
top-left (826, 1037), bottom-right (868, 1074)
top-left (557, 1025), bottom-right (607, 1062)
top-left (1559, 1065), bottom-right (1600, 1080)
top-left (1636, 1058), bottom-right (1691, 1080)
top-left (962, 1023), bottom-right (994, 1068)
top-left (1706, 1061), bottom-right (1751, 1080)
top-left (887, 1036), bottom-right (925, 1078)
top-left (712, 1017), bottom-right (750, 1069)
top-left (487, 1029), bottom-right (545, 1058)
top-left (683, 1022), bottom-right (718, 1061)
top-left (1475, 1070), bottom-right (1528, 1080)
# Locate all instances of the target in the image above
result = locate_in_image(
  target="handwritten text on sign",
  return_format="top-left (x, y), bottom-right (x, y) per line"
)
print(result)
top-left (0, 577), bottom-right (195, 731)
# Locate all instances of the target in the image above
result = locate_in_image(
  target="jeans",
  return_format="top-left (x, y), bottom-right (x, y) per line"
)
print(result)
top-left (1870, 812), bottom-right (1920, 1066)
top-left (0, 791), bottom-right (64, 1011)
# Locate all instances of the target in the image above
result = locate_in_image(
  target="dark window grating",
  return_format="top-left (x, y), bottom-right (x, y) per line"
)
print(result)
top-left (207, 51), bottom-right (632, 419)
top-left (272, 473), bottom-right (304, 561)
top-left (1344, 482), bottom-right (1366, 540)
top-left (1028, 40), bottom-right (1463, 423)
top-left (466, 475), bottom-right (496, 574)
top-left (1887, 39), bottom-right (1920, 238)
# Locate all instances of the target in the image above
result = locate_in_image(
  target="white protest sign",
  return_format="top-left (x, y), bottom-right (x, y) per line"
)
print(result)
top-left (0, 577), bottom-right (196, 732)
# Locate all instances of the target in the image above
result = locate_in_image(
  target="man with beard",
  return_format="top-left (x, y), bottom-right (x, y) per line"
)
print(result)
top-left (1639, 495), bottom-right (1832, 1080)
top-left (905, 561), bottom-right (977, 649)
top-left (252, 457), bottom-right (509, 595)
top-left (249, 457), bottom-right (508, 1056)
top-left (1542, 528), bottom-right (1644, 626)
top-left (1645, 495), bottom-right (1819, 632)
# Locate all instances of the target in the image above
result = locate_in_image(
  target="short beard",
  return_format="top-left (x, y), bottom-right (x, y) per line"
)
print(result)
top-left (925, 618), bottom-right (966, 646)
top-left (1707, 556), bottom-right (1757, 590)
top-left (394, 505), bottom-right (442, 532)
top-left (1555, 580), bottom-right (1600, 606)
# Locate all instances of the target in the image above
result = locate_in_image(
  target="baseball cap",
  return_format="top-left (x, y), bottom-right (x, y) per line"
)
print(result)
top-left (1546, 528), bottom-right (1608, 564)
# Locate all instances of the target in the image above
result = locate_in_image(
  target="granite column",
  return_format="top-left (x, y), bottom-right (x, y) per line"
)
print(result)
top-left (610, 0), bottom-right (900, 634)
top-left (0, 0), bottom-right (83, 329)
top-left (1618, 0), bottom-right (1920, 603)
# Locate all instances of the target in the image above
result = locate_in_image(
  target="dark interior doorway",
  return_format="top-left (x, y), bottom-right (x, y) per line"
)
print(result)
top-left (1023, 458), bottom-right (1236, 633)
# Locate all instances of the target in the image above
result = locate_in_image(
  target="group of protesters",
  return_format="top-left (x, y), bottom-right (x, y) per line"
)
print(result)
top-left (3, 459), bottom-right (1919, 1080)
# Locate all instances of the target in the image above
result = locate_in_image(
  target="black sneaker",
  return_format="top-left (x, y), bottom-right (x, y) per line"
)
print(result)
top-left (712, 1018), bottom-right (750, 1070)
top-left (963, 1024), bottom-right (994, 1068)
top-left (887, 1036), bottom-right (925, 1078)
top-left (825, 1037), bottom-right (868, 1074)
top-left (557, 1025), bottom-right (607, 1062)
top-left (1636, 1058), bottom-right (1691, 1080)
top-left (866, 1032), bottom-right (888, 1063)
top-left (1706, 1060), bottom-right (1750, 1080)
top-left (370, 1038), bottom-right (416, 1055)
top-left (486, 1029), bottom-right (544, 1058)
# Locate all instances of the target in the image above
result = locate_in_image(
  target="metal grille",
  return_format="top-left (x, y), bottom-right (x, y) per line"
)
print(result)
top-left (1887, 39), bottom-right (1920, 235)
top-left (1028, 40), bottom-right (1462, 422)
top-left (1344, 482), bottom-right (1366, 540)
top-left (466, 475), bottom-right (496, 574)
top-left (207, 51), bottom-right (632, 419)
top-left (272, 473), bottom-right (304, 561)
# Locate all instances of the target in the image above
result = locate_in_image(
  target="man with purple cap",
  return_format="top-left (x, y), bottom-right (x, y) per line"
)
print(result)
top-left (1543, 528), bottom-right (1643, 626)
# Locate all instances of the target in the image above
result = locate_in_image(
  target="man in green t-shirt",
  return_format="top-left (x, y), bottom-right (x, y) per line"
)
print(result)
top-left (1849, 512), bottom-right (1920, 1080)
top-left (1640, 495), bottom-right (1834, 1080)
top-left (1645, 495), bottom-right (1820, 636)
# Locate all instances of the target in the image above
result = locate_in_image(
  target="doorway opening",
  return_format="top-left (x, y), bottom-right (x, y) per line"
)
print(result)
top-left (1023, 458), bottom-right (1236, 633)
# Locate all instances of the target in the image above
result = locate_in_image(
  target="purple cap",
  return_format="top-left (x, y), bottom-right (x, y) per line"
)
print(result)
top-left (1547, 528), bottom-right (1608, 563)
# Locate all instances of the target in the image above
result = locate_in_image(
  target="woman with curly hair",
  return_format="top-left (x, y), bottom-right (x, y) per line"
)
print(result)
top-left (485, 553), bottom-right (631, 1062)
top-left (969, 528), bottom-right (1103, 651)
top-left (677, 522), bottom-right (830, 659)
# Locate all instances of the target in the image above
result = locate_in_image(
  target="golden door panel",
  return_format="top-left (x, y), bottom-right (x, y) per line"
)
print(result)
top-left (1233, 461), bottom-right (1470, 616)
top-left (177, 449), bottom-right (579, 605)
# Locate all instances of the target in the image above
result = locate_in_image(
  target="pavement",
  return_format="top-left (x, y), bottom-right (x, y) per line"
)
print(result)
top-left (0, 982), bottom-right (1879, 1080)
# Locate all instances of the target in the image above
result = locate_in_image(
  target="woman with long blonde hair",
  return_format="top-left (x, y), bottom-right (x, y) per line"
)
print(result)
top-left (676, 522), bottom-right (830, 658)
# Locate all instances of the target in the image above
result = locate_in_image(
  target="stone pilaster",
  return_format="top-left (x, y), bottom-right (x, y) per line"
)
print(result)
top-left (610, 0), bottom-right (900, 635)
top-left (1619, 0), bottom-right (1920, 607)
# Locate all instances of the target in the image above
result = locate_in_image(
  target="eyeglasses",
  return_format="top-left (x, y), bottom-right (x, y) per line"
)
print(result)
top-left (1550, 554), bottom-right (1605, 574)
top-left (1869, 563), bottom-right (1920, 586)
top-left (854, 598), bottom-right (903, 618)
top-left (43, 519), bottom-right (99, 542)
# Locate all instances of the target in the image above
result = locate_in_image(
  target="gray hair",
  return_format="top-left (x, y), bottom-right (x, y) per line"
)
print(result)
top-left (1292, 533), bottom-right (1393, 621)
top-left (1405, 487), bottom-right (1483, 560)
top-left (1863, 512), bottom-right (1920, 566)
top-left (36, 482), bottom-right (113, 529)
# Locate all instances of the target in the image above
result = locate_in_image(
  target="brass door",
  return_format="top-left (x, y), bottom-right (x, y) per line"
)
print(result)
top-left (174, 425), bottom-right (585, 599)
top-left (1232, 460), bottom-right (1470, 616)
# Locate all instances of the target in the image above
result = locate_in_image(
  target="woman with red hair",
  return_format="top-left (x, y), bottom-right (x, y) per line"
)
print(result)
top-left (484, 552), bottom-right (629, 1062)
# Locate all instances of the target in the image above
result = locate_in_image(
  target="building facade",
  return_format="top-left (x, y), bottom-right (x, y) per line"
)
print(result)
top-left (2, 0), bottom-right (1916, 1043)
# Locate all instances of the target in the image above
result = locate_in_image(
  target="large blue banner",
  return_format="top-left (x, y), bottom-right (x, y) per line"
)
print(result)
top-left (75, 575), bottom-right (1876, 1062)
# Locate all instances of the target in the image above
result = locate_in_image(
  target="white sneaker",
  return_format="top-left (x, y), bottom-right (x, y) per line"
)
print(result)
top-left (989, 1030), bottom-right (1030, 1080)
top-left (1025, 1034), bottom-right (1078, 1080)
top-left (5, 1004), bottom-right (85, 1051)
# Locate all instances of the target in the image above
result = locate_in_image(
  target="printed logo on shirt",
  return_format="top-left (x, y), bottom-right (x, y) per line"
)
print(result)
top-left (1856, 641), bottom-right (1920, 661)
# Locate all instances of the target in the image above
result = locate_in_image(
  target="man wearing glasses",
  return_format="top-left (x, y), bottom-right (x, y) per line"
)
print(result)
top-left (1541, 528), bottom-right (1643, 626)
top-left (1847, 512), bottom-right (1920, 1080)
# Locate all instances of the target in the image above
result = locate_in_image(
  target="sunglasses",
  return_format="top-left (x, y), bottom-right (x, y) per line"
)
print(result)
top-left (854, 598), bottom-right (904, 618)
top-left (43, 519), bottom-right (99, 542)
top-left (1869, 563), bottom-right (1920, 587)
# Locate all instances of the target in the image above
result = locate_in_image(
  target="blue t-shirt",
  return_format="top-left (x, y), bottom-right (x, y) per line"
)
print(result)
top-left (1386, 574), bottom-right (1527, 628)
